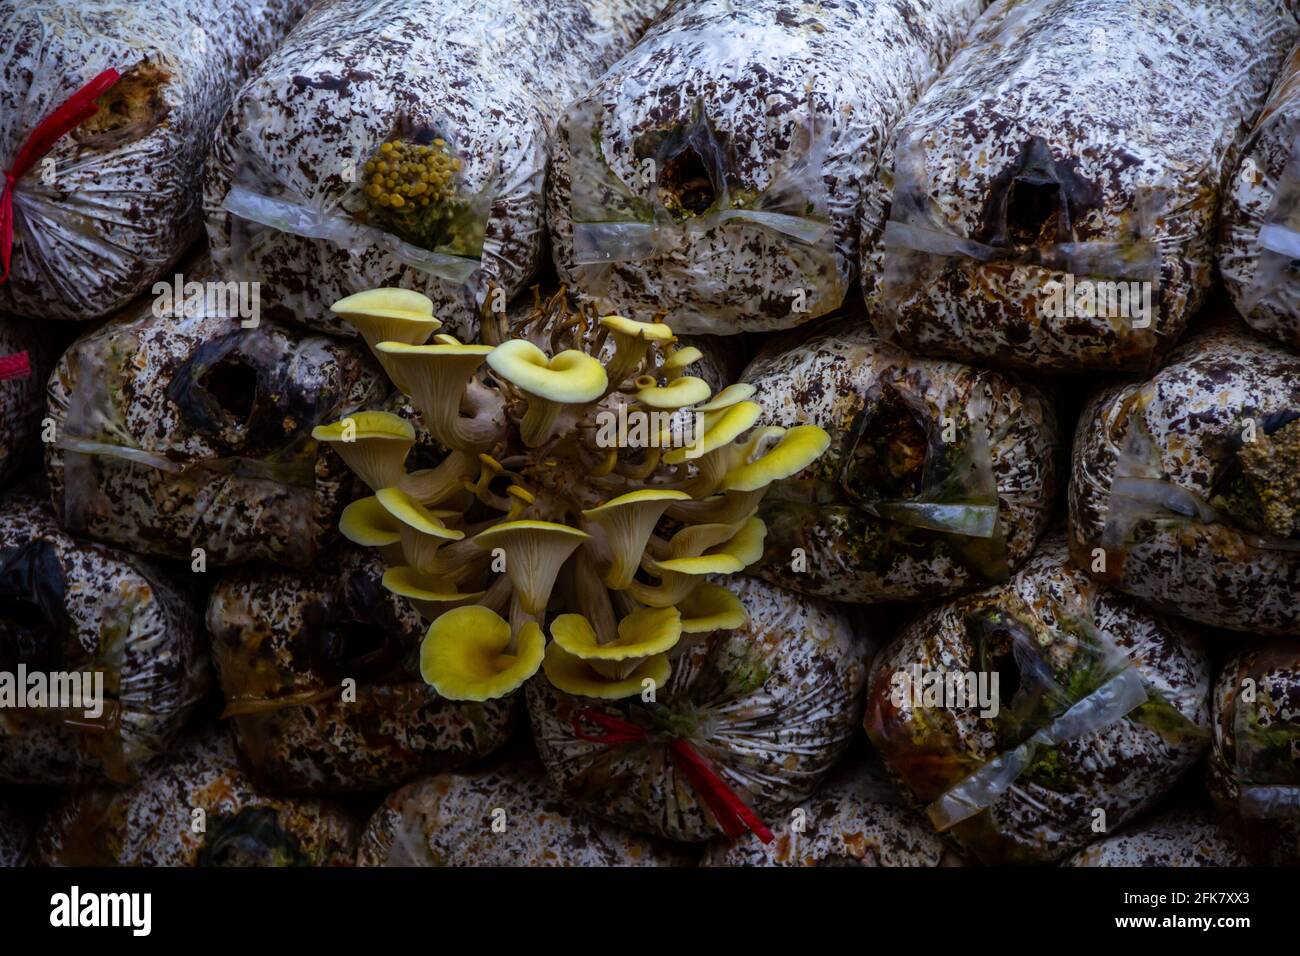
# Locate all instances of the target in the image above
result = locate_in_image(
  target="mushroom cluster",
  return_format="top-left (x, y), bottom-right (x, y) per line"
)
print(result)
top-left (313, 287), bottom-right (830, 702)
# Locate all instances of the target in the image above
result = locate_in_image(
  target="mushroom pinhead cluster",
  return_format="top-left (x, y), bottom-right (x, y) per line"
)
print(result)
top-left (313, 288), bottom-right (830, 702)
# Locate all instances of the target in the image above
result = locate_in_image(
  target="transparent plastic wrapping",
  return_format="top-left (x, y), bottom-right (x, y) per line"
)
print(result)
top-left (0, 319), bottom-right (47, 484)
top-left (1219, 43), bottom-right (1300, 350)
top-left (204, 0), bottom-right (670, 340)
top-left (44, 255), bottom-right (388, 568)
top-left (1069, 322), bottom-right (1300, 635)
top-left (0, 492), bottom-right (208, 785)
top-left (862, 0), bottom-right (1300, 373)
top-left (699, 757), bottom-right (951, 867)
top-left (357, 760), bottom-right (693, 866)
top-left (0, 0), bottom-right (311, 321)
top-left (527, 575), bottom-right (870, 843)
top-left (39, 727), bottom-right (358, 866)
top-left (1063, 807), bottom-right (1248, 867)
top-left (1207, 643), bottom-right (1300, 865)
top-left (547, 0), bottom-right (988, 335)
top-left (207, 548), bottom-right (515, 793)
top-left (864, 536), bottom-right (1210, 865)
top-left (740, 318), bottom-right (1057, 603)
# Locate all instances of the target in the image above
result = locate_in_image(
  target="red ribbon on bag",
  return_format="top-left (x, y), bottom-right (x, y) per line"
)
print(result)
top-left (572, 707), bottom-right (774, 843)
top-left (0, 351), bottom-right (30, 381)
top-left (0, 68), bottom-right (122, 283)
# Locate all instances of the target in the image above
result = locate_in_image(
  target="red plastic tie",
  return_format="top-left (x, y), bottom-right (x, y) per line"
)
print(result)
top-left (0, 69), bottom-right (122, 283)
top-left (0, 351), bottom-right (30, 381)
top-left (571, 707), bottom-right (774, 843)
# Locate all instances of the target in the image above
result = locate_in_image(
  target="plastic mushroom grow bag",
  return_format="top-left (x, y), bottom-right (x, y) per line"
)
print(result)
top-left (862, 0), bottom-right (1300, 373)
top-left (1219, 43), bottom-right (1300, 351)
top-left (740, 319), bottom-right (1057, 603)
top-left (0, 800), bottom-right (34, 866)
top-left (207, 547), bottom-right (515, 793)
top-left (39, 728), bottom-right (358, 866)
top-left (1069, 322), bottom-right (1300, 636)
top-left (864, 535), bottom-right (1210, 865)
top-left (0, 0), bottom-right (312, 321)
top-left (547, 0), bottom-right (987, 335)
top-left (0, 319), bottom-right (47, 485)
top-left (1206, 642), bottom-right (1300, 866)
top-left (357, 759), bottom-right (693, 866)
top-left (0, 491), bottom-right (208, 785)
top-left (699, 757), bottom-right (951, 867)
top-left (44, 261), bottom-right (389, 568)
top-left (527, 575), bottom-right (870, 843)
top-left (1063, 807), bottom-right (1248, 867)
top-left (204, 0), bottom-right (669, 339)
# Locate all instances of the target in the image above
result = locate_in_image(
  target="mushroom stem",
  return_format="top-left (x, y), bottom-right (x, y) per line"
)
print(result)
top-left (398, 450), bottom-right (480, 506)
top-left (572, 548), bottom-right (619, 645)
top-left (520, 398), bottom-right (564, 448)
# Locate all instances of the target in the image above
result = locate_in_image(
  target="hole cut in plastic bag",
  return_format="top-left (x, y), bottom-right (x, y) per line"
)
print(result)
top-left (564, 94), bottom-right (840, 305)
top-left (221, 121), bottom-right (497, 293)
top-left (878, 129), bottom-right (1166, 354)
top-left (922, 591), bottom-right (1206, 831)
top-left (1101, 409), bottom-right (1300, 559)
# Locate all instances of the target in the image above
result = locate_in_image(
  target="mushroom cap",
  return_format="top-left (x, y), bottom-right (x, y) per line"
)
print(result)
top-left (374, 341), bottom-right (494, 360)
top-left (339, 496), bottom-right (402, 546)
top-left (635, 376), bottom-right (711, 409)
top-left (678, 584), bottom-right (748, 633)
top-left (583, 488), bottom-right (691, 517)
top-left (542, 641), bottom-right (672, 699)
top-left (600, 315), bottom-right (675, 343)
top-left (663, 400), bottom-right (762, 464)
top-left (311, 410), bottom-right (416, 443)
top-left (332, 288), bottom-right (442, 327)
top-left (382, 566), bottom-right (484, 602)
top-left (724, 425), bottom-right (831, 492)
top-left (656, 516), bottom-right (767, 574)
top-left (472, 519), bottom-right (591, 547)
top-left (486, 340), bottom-right (607, 403)
top-left (694, 383), bottom-right (757, 413)
top-left (420, 606), bottom-right (545, 701)
top-left (551, 607), bottom-right (682, 661)
top-left (375, 487), bottom-right (465, 540)
top-left (662, 346), bottom-right (703, 373)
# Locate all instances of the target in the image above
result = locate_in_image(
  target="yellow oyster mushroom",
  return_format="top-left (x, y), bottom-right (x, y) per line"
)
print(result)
top-left (582, 488), bottom-right (691, 590)
top-left (635, 376), bottom-right (711, 410)
top-left (677, 583), bottom-right (748, 633)
top-left (551, 606), bottom-right (682, 679)
top-left (312, 411), bottom-right (415, 491)
top-left (661, 345), bottom-right (703, 380)
top-left (420, 606), bottom-right (545, 701)
top-left (664, 400), bottom-right (762, 465)
top-left (375, 342), bottom-right (500, 452)
top-left (600, 315), bottom-right (675, 385)
top-left (375, 486), bottom-right (466, 575)
top-left (398, 449), bottom-right (481, 508)
top-left (331, 289), bottom-right (442, 388)
top-left (472, 519), bottom-right (590, 616)
top-left (694, 383), bottom-right (757, 413)
top-left (631, 516), bottom-right (767, 606)
top-left (382, 566), bottom-right (485, 621)
top-left (487, 339), bottom-right (607, 447)
top-left (542, 641), bottom-right (672, 700)
top-left (339, 495), bottom-right (407, 566)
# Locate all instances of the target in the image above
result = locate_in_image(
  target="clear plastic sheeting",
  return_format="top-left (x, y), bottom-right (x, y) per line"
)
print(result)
top-left (1219, 43), bottom-right (1300, 350)
top-left (357, 761), bottom-right (693, 866)
top-left (865, 535), bottom-right (1210, 865)
top-left (44, 255), bottom-right (388, 568)
top-left (0, 492), bottom-right (208, 785)
top-left (740, 318), bottom-right (1056, 603)
top-left (547, 0), bottom-right (988, 335)
top-left (0, 0), bottom-right (312, 321)
top-left (204, 0), bottom-right (670, 340)
top-left (527, 576), bottom-right (870, 842)
top-left (206, 548), bottom-right (516, 793)
top-left (862, 0), bottom-right (1300, 373)
top-left (1069, 321), bottom-right (1300, 635)
top-left (39, 727), bottom-right (358, 866)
